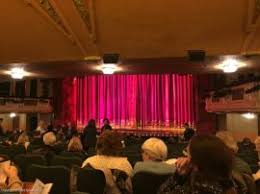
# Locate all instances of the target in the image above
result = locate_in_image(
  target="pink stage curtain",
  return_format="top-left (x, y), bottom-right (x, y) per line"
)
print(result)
top-left (60, 74), bottom-right (197, 130)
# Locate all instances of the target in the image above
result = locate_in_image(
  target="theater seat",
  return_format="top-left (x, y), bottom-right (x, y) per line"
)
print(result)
top-left (14, 154), bottom-right (47, 181)
top-left (60, 151), bottom-right (88, 160)
top-left (0, 145), bottom-right (26, 159)
top-left (77, 166), bottom-right (106, 194)
top-left (50, 155), bottom-right (82, 168)
top-left (132, 172), bottom-right (171, 194)
top-left (26, 164), bottom-right (70, 194)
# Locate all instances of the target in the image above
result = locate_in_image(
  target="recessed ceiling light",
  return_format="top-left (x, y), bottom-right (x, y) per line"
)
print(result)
top-left (242, 113), bottom-right (256, 119)
top-left (10, 67), bottom-right (25, 79)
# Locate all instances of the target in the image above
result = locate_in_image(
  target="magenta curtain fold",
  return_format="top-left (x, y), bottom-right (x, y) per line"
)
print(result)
top-left (63, 74), bottom-right (197, 130)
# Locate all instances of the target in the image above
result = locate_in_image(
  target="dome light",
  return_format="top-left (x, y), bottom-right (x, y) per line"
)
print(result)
top-left (9, 113), bottom-right (16, 118)
top-left (101, 64), bottom-right (117, 74)
top-left (242, 113), bottom-right (256, 119)
top-left (220, 59), bottom-right (239, 73)
top-left (10, 67), bottom-right (25, 79)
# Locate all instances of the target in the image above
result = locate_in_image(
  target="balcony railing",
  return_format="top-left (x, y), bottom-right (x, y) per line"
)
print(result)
top-left (0, 97), bottom-right (53, 113)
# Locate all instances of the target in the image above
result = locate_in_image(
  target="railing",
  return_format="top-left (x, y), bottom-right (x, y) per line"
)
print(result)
top-left (205, 82), bottom-right (260, 112)
top-left (0, 97), bottom-right (53, 113)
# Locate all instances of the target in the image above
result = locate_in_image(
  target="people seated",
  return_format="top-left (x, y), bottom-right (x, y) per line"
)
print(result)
top-left (35, 120), bottom-right (47, 135)
top-left (158, 135), bottom-right (237, 194)
top-left (66, 136), bottom-right (87, 159)
top-left (33, 132), bottom-right (63, 163)
top-left (82, 131), bottom-right (132, 194)
top-left (133, 137), bottom-right (175, 175)
top-left (0, 157), bottom-right (22, 191)
top-left (81, 119), bottom-right (97, 151)
top-left (216, 130), bottom-right (252, 175)
top-left (254, 136), bottom-right (260, 161)
top-left (100, 118), bottom-right (112, 133)
top-left (16, 132), bottom-right (30, 150)
top-left (63, 122), bottom-right (77, 140)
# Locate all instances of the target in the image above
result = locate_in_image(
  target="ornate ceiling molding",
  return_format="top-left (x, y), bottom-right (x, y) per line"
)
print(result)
top-left (241, 0), bottom-right (260, 52)
top-left (24, 0), bottom-right (73, 41)
top-left (72, 0), bottom-right (96, 41)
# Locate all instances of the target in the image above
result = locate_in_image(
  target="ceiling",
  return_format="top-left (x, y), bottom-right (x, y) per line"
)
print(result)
top-left (0, 0), bottom-right (260, 77)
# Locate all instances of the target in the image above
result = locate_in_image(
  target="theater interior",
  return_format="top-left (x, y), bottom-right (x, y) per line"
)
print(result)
top-left (0, 0), bottom-right (259, 194)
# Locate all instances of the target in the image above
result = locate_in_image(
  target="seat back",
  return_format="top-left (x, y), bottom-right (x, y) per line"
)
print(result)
top-left (77, 166), bottom-right (106, 194)
top-left (0, 154), bottom-right (10, 161)
top-left (0, 145), bottom-right (26, 159)
top-left (26, 164), bottom-right (70, 194)
top-left (133, 172), bottom-right (171, 194)
top-left (60, 151), bottom-right (88, 160)
top-left (50, 155), bottom-right (82, 168)
top-left (14, 154), bottom-right (47, 181)
top-left (242, 173), bottom-right (256, 194)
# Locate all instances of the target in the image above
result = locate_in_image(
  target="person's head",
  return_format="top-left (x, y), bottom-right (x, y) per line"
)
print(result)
top-left (103, 118), bottom-right (110, 125)
top-left (189, 135), bottom-right (234, 180)
top-left (47, 124), bottom-right (54, 131)
top-left (141, 138), bottom-right (168, 161)
top-left (87, 119), bottom-right (96, 128)
top-left (183, 123), bottom-right (189, 128)
top-left (96, 131), bottom-right (122, 156)
top-left (43, 132), bottom-right (56, 146)
top-left (38, 120), bottom-right (44, 128)
top-left (216, 131), bottom-right (238, 153)
top-left (254, 137), bottom-right (260, 160)
top-left (68, 136), bottom-right (83, 152)
top-left (17, 132), bottom-right (29, 144)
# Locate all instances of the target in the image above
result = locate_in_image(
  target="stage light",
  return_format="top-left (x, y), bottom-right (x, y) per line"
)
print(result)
top-left (242, 113), bottom-right (256, 119)
top-left (220, 59), bottom-right (239, 73)
top-left (10, 67), bottom-right (25, 79)
top-left (101, 64), bottom-right (117, 74)
top-left (9, 113), bottom-right (16, 118)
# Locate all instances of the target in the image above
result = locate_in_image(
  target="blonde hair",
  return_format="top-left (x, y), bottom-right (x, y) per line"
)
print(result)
top-left (216, 131), bottom-right (238, 153)
top-left (68, 137), bottom-right (83, 152)
top-left (17, 132), bottom-right (29, 144)
top-left (43, 132), bottom-right (56, 146)
top-left (141, 138), bottom-right (168, 161)
top-left (255, 136), bottom-right (260, 152)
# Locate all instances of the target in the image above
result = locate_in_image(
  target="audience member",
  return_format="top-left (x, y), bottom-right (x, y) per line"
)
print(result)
top-left (254, 136), bottom-right (260, 161)
top-left (82, 131), bottom-right (132, 194)
top-left (100, 118), bottom-right (112, 133)
top-left (16, 132), bottom-right (30, 150)
top-left (35, 120), bottom-right (46, 135)
top-left (81, 119), bottom-right (97, 151)
top-left (0, 118), bottom-right (4, 136)
top-left (216, 130), bottom-right (252, 175)
top-left (133, 137), bottom-right (175, 175)
top-left (183, 123), bottom-right (195, 141)
top-left (158, 135), bottom-right (237, 194)
top-left (64, 122), bottom-right (77, 140)
top-left (0, 157), bottom-right (22, 191)
top-left (68, 136), bottom-right (83, 152)
top-left (33, 132), bottom-right (63, 163)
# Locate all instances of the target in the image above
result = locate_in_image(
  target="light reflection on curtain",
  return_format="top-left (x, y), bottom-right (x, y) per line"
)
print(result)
top-left (61, 74), bottom-right (197, 130)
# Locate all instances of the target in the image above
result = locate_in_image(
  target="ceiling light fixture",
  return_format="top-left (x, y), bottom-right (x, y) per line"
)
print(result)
top-left (9, 113), bottom-right (16, 118)
top-left (220, 59), bottom-right (239, 73)
top-left (242, 113), bottom-right (256, 119)
top-left (101, 64), bottom-right (117, 74)
top-left (10, 67), bottom-right (25, 79)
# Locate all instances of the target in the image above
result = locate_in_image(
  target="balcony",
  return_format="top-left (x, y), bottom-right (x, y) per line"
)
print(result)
top-left (205, 82), bottom-right (260, 112)
top-left (0, 97), bottom-right (53, 113)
